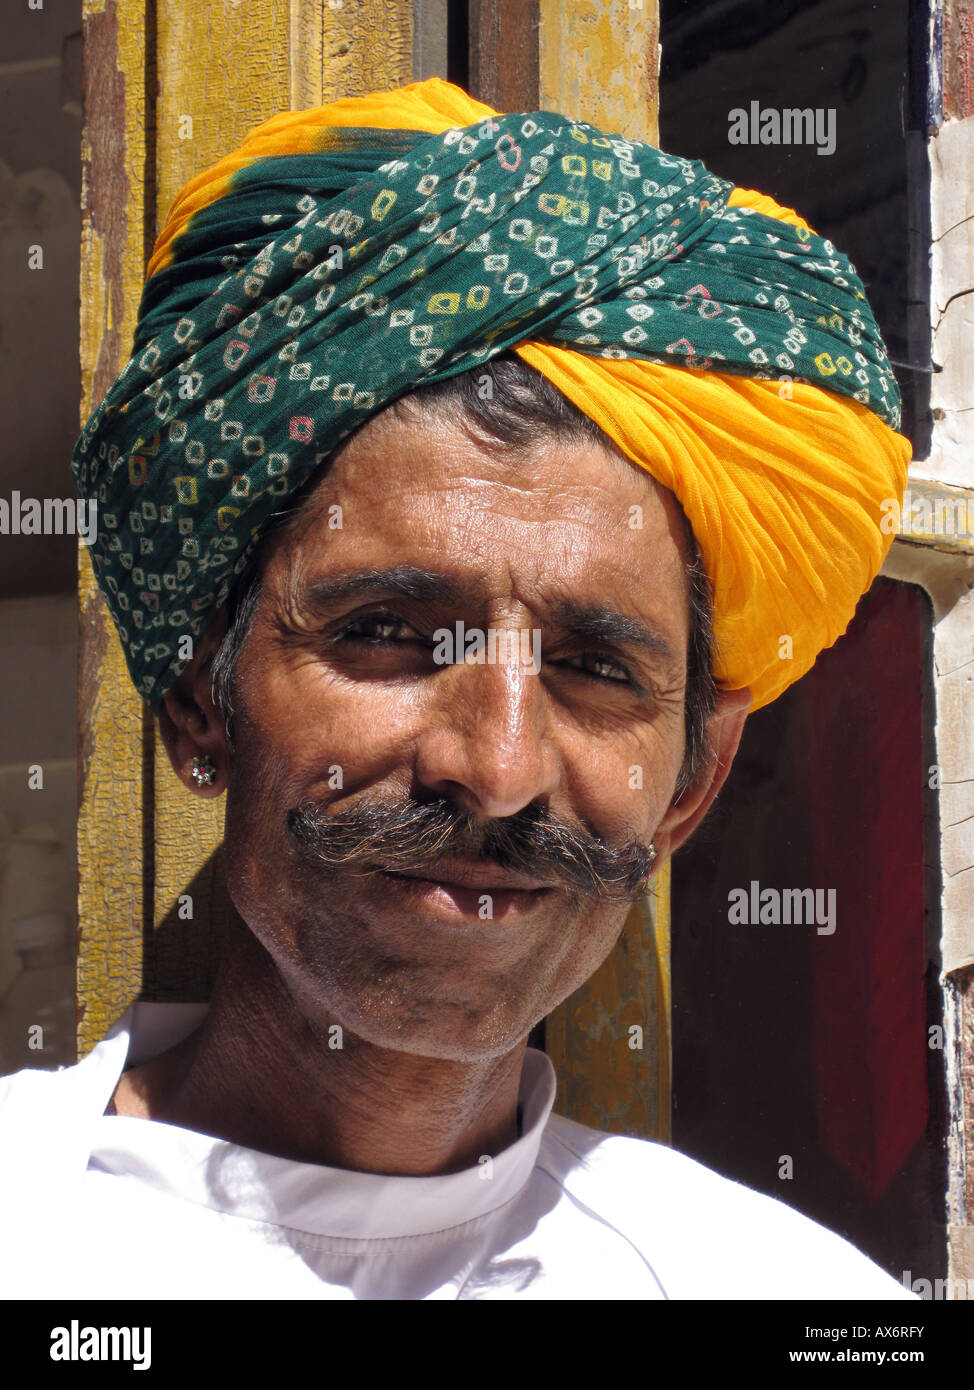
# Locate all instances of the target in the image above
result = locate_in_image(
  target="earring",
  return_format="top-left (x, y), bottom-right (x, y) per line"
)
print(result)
top-left (191, 754), bottom-right (216, 787)
top-left (636, 841), bottom-right (658, 894)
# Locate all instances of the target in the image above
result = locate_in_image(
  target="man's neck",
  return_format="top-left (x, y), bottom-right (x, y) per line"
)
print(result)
top-left (112, 925), bottom-right (527, 1176)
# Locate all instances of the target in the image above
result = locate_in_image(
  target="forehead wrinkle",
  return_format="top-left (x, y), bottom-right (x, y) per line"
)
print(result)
top-left (338, 406), bottom-right (652, 505)
top-left (282, 414), bottom-right (666, 577)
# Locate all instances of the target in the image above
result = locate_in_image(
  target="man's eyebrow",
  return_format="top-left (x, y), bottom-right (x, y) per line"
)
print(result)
top-left (299, 566), bottom-right (679, 663)
top-left (549, 598), bottom-right (680, 666)
top-left (301, 565), bottom-right (465, 609)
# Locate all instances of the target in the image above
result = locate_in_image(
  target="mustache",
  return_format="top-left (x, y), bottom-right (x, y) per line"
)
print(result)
top-left (285, 796), bottom-right (656, 903)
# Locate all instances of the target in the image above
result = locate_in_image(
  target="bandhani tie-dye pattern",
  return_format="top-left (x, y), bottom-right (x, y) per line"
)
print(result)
top-left (73, 77), bottom-right (911, 712)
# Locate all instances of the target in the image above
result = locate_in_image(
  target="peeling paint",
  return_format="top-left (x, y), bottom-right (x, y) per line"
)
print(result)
top-left (944, 0), bottom-right (974, 120)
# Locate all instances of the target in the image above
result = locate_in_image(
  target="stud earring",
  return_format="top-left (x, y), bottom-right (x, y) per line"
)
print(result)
top-left (191, 754), bottom-right (216, 787)
top-left (636, 841), bottom-right (658, 894)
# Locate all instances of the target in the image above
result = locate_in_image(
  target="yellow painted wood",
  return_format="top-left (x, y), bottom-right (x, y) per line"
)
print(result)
top-left (538, 0), bottom-right (669, 1139)
top-left (893, 478), bottom-right (974, 555)
top-left (539, 0), bottom-right (660, 146)
top-left (290, 0), bottom-right (329, 110)
top-left (546, 864), bottom-right (671, 1141)
top-left (76, 561), bottom-right (146, 1058)
top-left (78, 0), bottom-right (151, 1057)
top-left (155, 1), bottom-right (293, 222)
top-left (654, 856), bottom-right (672, 1139)
top-left (290, 0), bottom-right (413, 109)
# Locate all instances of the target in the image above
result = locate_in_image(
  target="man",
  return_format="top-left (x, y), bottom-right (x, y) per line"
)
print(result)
top-left (1, 78), bottom-right (914, 1299)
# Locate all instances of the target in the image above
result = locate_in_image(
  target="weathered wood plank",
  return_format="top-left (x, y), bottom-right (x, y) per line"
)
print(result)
top-left (469, 0), bottom-right (539, 111)
top-left (155, 1), bottom-right (293, 223)
top-left (539, 0), bottom-right (659, 145)
top-left (293, 0), bottom-right (413, 108)
top-left (78, 0), bottom-right (150, 1057)
top-left (546, 864), bottom-right (671, 1139)
top-left (888, 478), bottom-right (974, 556)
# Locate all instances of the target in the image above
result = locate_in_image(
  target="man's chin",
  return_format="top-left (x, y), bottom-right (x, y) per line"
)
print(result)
top-left (356, 1024), bottom-right (525, 1064)
top-left (309, 992), bottom-right (531, 1063)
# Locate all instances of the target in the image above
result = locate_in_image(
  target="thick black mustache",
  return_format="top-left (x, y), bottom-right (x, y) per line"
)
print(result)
top-left (286, 796), bottom-right (655, 903)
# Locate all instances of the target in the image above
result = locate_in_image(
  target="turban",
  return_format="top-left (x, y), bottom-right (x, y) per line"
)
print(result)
top-left (73, 77), bottom-right (911, 714)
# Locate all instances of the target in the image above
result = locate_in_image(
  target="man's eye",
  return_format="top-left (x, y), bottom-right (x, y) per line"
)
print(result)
top-left (331, 621), bottom-right (635, 686)
top-left (564, 651), bottom-right (634, 685)
top-left (333, 611), bottom-right (421, 645)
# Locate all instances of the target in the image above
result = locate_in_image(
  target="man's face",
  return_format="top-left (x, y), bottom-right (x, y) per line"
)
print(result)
top-left (220, 406), bottom-right (694, 1061)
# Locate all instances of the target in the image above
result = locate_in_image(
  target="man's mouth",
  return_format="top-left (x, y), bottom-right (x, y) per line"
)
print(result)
top-left (375, 858), bottom-right (554, 920)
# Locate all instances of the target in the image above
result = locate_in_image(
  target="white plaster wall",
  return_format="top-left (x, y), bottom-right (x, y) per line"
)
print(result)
top-left (928, 118), bottom-right (974, 489)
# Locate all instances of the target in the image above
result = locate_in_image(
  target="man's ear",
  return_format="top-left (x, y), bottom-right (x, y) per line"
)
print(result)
top-left (653, 686), bottom-right (752, 861)
top-left (157, 608), bottom-right (231, 798)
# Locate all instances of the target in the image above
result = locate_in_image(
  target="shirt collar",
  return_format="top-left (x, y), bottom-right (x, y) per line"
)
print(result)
top-left (90, 1001), bottom-right (558, 1239)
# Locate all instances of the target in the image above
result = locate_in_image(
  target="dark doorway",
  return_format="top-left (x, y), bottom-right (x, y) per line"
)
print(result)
top-left (671, 577), bottom-right (946, 1283)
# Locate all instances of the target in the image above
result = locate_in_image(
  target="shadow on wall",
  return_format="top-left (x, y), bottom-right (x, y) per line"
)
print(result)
top-left (0, 596), bottom-right (78, 1075)
top-left (143, 847), bottom-right (232, 1004)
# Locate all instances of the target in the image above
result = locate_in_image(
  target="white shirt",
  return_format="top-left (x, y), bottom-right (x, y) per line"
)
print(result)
top-left (0, 1004), bottom-right (915, 1300)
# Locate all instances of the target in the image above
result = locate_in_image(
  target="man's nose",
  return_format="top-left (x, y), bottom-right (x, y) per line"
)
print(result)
top-left (413, 640), bottom-right (559, 820)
